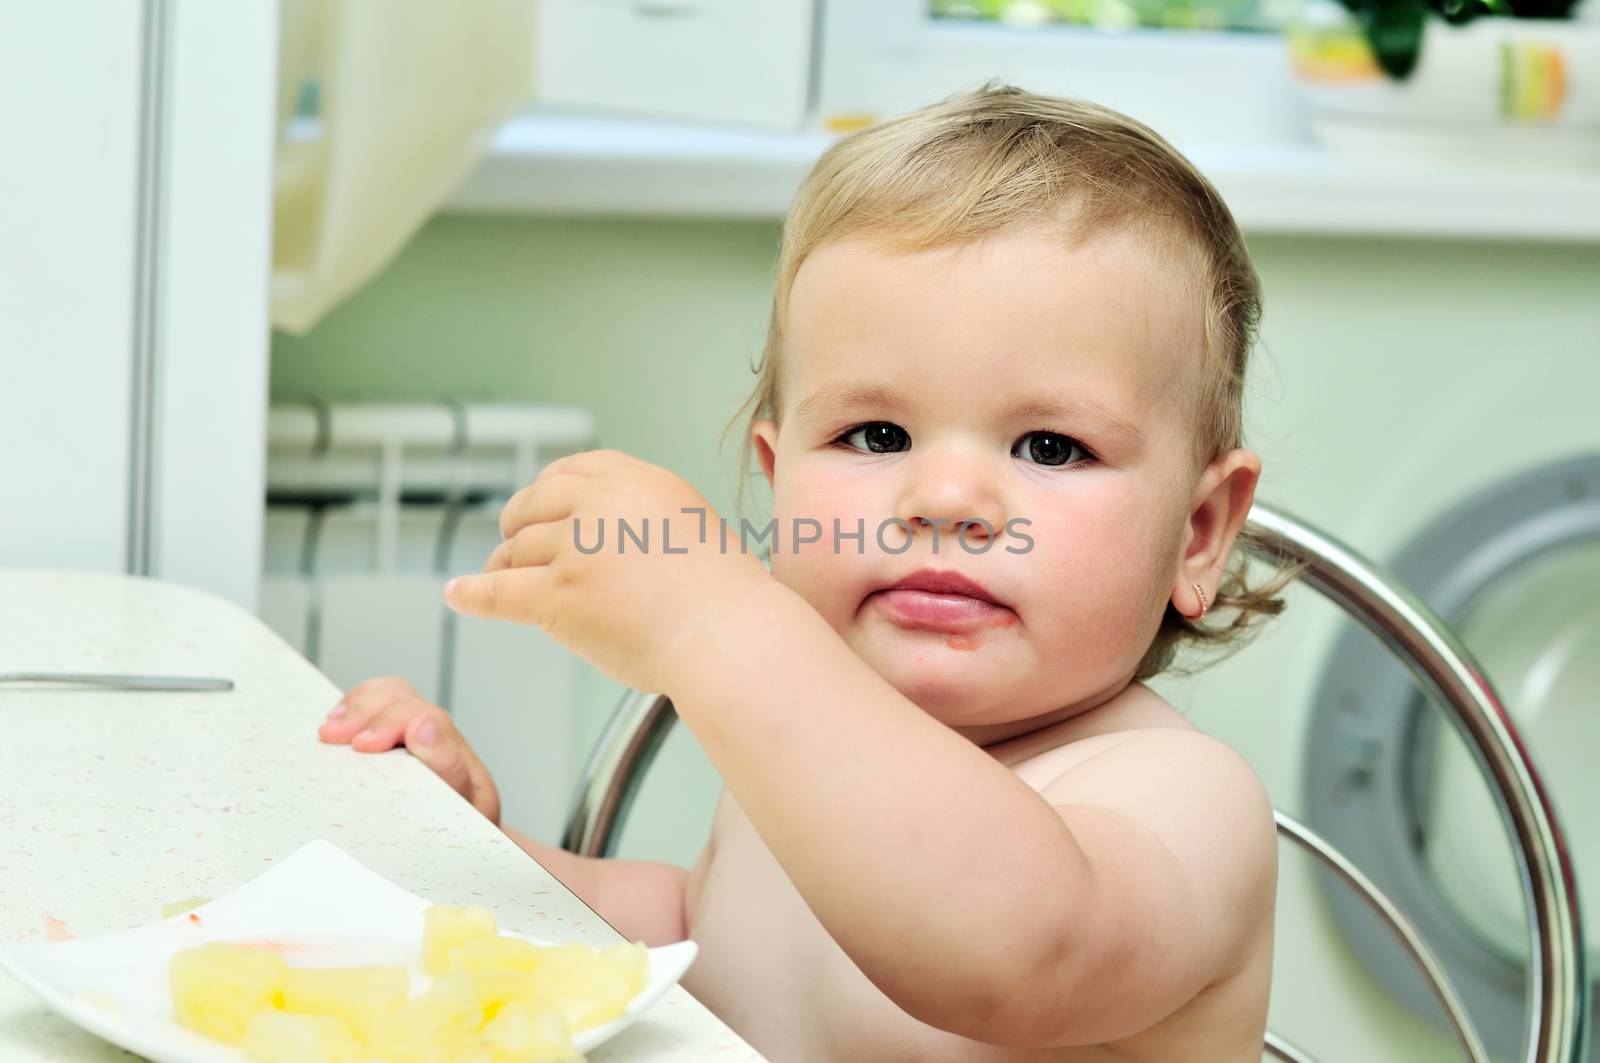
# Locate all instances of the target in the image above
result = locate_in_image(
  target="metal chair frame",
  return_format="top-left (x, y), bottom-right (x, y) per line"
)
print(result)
top-left (561, 502), bottom-right (1590, 1063)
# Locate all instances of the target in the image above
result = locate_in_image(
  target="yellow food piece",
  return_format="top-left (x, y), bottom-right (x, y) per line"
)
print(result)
top-left (168, 907), bottom-right (643, 1061)
top-left (448, 934), bottom-right (546, 976)
top-left (521, 942), bottom-right (637, 1032)
top-left (527, 967), bottom-right (631, 1033)
top-left (422, 904), bottom-right (499, 974)
top-left (466, 938), bottom-right (647, 1032)
top-left (369, 971), bottom-right (486, 1063)
top-left (483, 1001), bottom-right (584, 1062)
top-left (280, 963), bottom-right (410, 1047)
top-left (169, 943), bottom-right (288, 1044)
top-left (597, 941), bottom-right (648, 998)
top-left (240, 1008), bottom-right (362, 1063)
top-left (471, 969), bottom-right (544, 1021)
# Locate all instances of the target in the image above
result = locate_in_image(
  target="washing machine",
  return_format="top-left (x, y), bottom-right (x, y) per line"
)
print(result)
top-left (1146, 327), bottom-right (1600, 1060)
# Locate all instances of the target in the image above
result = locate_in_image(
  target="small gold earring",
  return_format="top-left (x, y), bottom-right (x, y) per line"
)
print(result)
top-left (1193, 582), bottom-right (1209, 620)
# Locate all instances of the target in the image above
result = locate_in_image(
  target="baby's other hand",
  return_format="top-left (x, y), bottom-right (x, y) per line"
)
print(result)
top-left (318, 677), bottom-right (502, 826)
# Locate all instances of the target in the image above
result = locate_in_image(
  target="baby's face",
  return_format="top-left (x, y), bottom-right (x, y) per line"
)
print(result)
top-left (752, 226), bottom-right (1229, 738)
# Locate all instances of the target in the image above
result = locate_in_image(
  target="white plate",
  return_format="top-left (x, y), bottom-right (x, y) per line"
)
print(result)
top-left (0, 839), bottom-right (697, 1062)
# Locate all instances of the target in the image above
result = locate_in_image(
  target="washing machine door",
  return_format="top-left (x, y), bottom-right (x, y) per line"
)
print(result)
top-left (1423, 540), bottom-right (1600, 972)
top-left (1303, 452), bottom-right (1600, 1062)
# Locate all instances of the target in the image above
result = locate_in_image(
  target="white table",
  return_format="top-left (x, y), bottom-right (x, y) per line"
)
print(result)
top-left (0, 570), bottom-right (762, 1061)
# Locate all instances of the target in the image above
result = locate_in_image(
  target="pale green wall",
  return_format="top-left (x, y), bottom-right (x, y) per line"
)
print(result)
top-left (272, 215), bottom-right (1600, 1062)
top-left (271, 217), bottom-right (783, 878)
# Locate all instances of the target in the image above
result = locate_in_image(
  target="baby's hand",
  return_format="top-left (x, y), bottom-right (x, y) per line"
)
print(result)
top-left (444, 448), bottom-right (770, 698)
top-left (317, 677), bottom-right (502, 826)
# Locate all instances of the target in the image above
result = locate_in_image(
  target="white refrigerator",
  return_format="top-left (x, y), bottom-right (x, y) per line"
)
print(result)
top-left (0, 1), bottom-right (278, 612)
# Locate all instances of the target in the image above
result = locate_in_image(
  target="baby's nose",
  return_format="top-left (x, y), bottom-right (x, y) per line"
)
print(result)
top-left (921, 517), bottom-right (1002, 560)
top-left (907, 515), bottom-right (995, 540)
top-left (893, 448), bottom-right (1007, 545)
top-left (899, 490), bottom-right (1005, 546)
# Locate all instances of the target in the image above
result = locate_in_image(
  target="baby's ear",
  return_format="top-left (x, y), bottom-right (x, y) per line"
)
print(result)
top-left (1180, 447), bottom-right (1262, 589)
top-left (752, 419), bottom-right (780, 488)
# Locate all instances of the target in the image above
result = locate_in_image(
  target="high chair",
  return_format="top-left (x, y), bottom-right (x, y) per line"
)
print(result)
top-left (558, 502), bottom-right (1590, 1063)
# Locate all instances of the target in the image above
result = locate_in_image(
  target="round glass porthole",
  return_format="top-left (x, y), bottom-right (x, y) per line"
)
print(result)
top-left (1419, 539), bottom-right (1600, 972)
top-left (1302, 452), bottom-right (1600, 1061)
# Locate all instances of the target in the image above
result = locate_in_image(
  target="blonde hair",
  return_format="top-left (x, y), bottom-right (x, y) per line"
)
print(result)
top-left (719, 81), bottom-right (1305, 680)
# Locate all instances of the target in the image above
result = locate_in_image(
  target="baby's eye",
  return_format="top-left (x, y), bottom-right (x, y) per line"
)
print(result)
top-left (833, 422), bottom-right (909, 455)
top-left (1014, 430), bottom-right (1094, 468)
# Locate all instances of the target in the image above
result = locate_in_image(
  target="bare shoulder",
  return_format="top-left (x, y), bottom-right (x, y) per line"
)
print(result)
top-left (1040, 723), bottom-right (1279, 974)
top-left (957, 688), bottom-right (1281, 1043)
top-left (1041, 725), bottom-right (1273, 828)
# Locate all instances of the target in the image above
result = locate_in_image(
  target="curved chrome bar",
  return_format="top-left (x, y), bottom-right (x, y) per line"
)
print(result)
top-left (1264, 1029), bottom-right (1316, 1063)
top-left (560, 686), bottom-right (677, 858)
top-left (561, 501), bottom-right (1589, 1063)
top-left (1276, 810), bottom-right (1488, 1063)
top-left (1244, 505), bottom-right (1588, 1063)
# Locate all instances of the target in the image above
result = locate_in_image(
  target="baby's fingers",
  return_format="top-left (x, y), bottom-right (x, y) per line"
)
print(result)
top-left (318, 705), bottom-right (370, 743)
top-left (445, 567), bottom-right (552, 626)
top-left (403, 714), bottom-right (500, 824)
top-left (319, 677), bottom-right (413, 743)
top-left (346, 699), bottom-right (423, 752)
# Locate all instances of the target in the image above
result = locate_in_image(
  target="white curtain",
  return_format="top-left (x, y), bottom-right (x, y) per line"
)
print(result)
top-left (272, 0), bottom-right (536, 334)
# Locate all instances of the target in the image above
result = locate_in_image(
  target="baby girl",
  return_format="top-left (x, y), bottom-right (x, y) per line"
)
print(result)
top-left (321, 82), bottom-right (1297, 1061)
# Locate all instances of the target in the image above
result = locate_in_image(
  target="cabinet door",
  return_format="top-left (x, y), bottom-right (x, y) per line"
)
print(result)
top-left (0, 3), bottom-right (274, 611)
top-left (0, 4), bottom-right (143, 573)
top-left (536, 0), bottom-right (816, 130)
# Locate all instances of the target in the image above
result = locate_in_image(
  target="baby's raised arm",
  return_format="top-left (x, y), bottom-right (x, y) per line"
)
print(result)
top-left (656, 578), bottom-right (1277, 1049)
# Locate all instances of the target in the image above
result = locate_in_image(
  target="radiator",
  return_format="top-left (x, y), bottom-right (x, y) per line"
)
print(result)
top-left (258, 398), bottom-right (596, 840)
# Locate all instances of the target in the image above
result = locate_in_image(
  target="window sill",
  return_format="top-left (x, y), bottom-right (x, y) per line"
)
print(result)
top-left (444, 109), bottom-right (1600, 244)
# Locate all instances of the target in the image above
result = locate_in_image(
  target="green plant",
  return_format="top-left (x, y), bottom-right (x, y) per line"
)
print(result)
top-left (1339, 0), bottom-right (1582, 79)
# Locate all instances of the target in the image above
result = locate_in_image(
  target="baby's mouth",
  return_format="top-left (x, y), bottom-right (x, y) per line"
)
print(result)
top-left (865, 588), bottom-right (1017, 632)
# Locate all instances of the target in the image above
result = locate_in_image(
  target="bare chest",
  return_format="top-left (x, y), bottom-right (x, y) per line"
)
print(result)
top-left (679, 792), bottom-right (1253, 1063)
top-left (675, 688), bottom-right (1267, 1062)
top-left (683, 798), bottom-right (1039, 1063)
